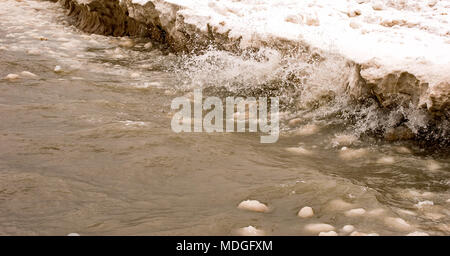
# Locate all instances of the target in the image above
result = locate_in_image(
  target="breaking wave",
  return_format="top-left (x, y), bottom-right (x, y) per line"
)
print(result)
top-left (171, 46), bottom-right (449, 146)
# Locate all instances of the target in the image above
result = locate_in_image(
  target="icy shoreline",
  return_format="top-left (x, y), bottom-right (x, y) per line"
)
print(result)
top-left (56, 0), bottom-right (449, 116)
top-left (50, 0), bottom-right (449, 129)
top-left (130, 0), bottom-right (450, 115)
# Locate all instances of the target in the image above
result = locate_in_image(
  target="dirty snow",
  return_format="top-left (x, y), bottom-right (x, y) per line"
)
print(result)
top-left (132, 0), bottom-right (450, 85)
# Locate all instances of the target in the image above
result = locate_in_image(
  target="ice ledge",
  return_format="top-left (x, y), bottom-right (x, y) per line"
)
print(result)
top-left (56, 0), bottom-right (450, 116)
top-left (133, 0), bottom-right (450, 117)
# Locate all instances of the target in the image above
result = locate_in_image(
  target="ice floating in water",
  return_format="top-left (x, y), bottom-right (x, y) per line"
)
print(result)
top-left (20, 71), bottom-right (38, 79)
top-left (236, 226), bottom-right (265, 236)
top-left (367, 208), bottom-right (385, 217)
top-left (285, 147), bottom-right (313, 156)
top-left (304, 223), bottom-right (335, 234)
top-left (237, 200), bottom-right (269, 213)
top-left (341, 225), bottom-right (355, 233)
top-left (331, 134), bottom-right (359, 147)
top-left (54, 66), bottom-right (62, 73)
top-left (130, 72), bottom-right (141, 79)
top-left (345, 208), bottom-right (366, 217)
top-left (295, 124), bottom-right (320, 136)
top-left (297, 206), bottom-right (314, 218)
top-left (396, 209), bottom-right (417, 216)
top-left (394, 146), bottom-right (412, 154)
top-left (327, 199), bottom-right (354, 211)
top-left (376, 156), bottom-right (396, 164)
top-left (414, 200), bottom-right (434, 209)
top-left (338, 148), bottom-right (368, 160)
top-left (425, 160), bottom-right (442, 171)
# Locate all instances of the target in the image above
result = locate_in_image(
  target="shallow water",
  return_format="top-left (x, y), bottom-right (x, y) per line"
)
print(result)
top-left (0, 0), bottom-right (449, 236)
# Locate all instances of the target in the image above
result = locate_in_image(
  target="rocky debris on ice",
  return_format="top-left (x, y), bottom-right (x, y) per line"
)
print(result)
top-left (304, 223), bottom-right (335, 234)
top-left (4, 74), bottom-right (20, 81)
top-left (237, 200), bottom-right (269, 213)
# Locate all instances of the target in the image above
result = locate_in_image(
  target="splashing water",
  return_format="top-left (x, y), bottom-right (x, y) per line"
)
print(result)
top-left (171, 46), bottom-right (448, 146)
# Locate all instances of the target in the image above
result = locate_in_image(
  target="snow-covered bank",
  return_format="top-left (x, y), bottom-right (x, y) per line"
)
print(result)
top-left (128, 0), bottom-right (450, 115)
top-left (50, 0), bottom-right (449, 141)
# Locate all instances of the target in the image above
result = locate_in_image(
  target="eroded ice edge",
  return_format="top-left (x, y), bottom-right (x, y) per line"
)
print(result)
top-left (32, 0), bottom-right (450, 142)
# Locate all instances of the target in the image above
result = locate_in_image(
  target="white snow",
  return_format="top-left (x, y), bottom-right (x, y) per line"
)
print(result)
top-left (298, 206), bottom-right (314, 218)
top-left (132, 0), bottom-right (450, 86)
top-left (237, 199), bottom-right (269, 212)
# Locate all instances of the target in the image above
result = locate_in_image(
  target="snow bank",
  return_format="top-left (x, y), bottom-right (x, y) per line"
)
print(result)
top-left (127, 0), bottom-right (450, 115)
top-left (60, 0), bottom-right (450, 120)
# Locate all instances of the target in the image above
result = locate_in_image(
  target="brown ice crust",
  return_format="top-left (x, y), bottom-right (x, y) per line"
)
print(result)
top-left (51, 0), bottom-right (449, 122)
